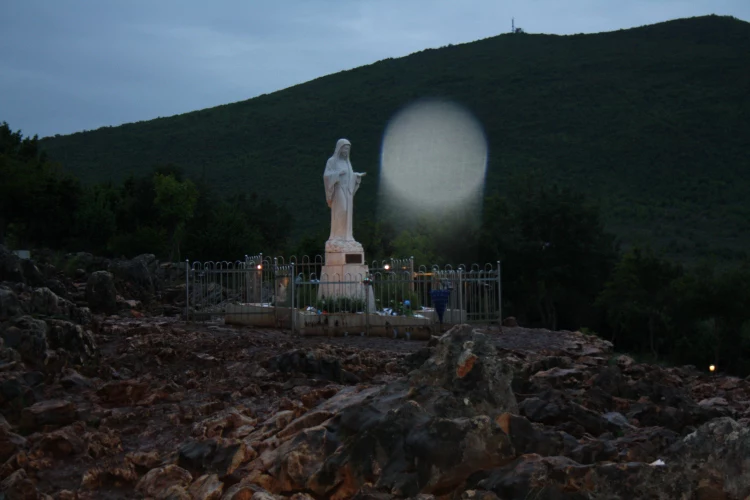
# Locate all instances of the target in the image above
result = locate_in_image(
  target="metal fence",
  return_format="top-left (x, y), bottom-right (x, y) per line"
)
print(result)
top-left (185, 255), bottom-right (501, 335)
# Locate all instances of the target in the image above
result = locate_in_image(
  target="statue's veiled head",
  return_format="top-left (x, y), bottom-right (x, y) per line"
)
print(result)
top-left (334, 138), bottom-right (351, 159)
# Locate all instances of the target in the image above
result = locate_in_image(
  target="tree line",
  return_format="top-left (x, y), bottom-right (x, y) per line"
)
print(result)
top-left (3, 122), bottom-right (749, 376)
top-left (1, 122), bottom-right (291, 262)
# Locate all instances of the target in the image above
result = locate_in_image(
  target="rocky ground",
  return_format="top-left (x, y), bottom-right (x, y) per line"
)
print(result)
top-left (2, 245), bottom-right (750, 499)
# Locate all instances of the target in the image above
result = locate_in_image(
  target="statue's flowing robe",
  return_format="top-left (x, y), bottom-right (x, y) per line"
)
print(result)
top-left (324, 139), bottom-right (361, 242)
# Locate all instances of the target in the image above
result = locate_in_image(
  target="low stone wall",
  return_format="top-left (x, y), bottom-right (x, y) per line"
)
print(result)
top-left (224, 303), bottom-right (467, 337)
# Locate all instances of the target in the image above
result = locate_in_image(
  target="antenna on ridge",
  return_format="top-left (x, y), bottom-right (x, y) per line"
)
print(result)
top-left (512, 17), bottom-right (515, 33)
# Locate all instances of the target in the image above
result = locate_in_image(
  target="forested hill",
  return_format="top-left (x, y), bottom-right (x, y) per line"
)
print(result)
top-left (40, 15), bottom-right (750, 262)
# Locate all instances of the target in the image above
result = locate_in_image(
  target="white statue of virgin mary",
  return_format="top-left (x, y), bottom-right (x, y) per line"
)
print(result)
top-left (323, 139), bottom-right (366, 242)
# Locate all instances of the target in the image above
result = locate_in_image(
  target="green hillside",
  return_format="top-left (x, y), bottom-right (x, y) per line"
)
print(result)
top-left (40, 15), bottom-right (750, 262)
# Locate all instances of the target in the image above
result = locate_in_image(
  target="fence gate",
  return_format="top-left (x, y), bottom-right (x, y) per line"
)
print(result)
top-left (186, 256), bottom-right (290, 326)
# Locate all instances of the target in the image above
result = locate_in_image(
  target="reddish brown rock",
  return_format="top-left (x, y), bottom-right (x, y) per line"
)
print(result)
top-left (188, 473), bottom-right (224, 500)
top-left (80, 461), bottom-right (139, 490)
top-left (1, 468), bottom-right (50, 500)
top-left (277, 410), bottom-right (334, 439)
top-left (96, 379), bottom-right (150, 406)
top-left (178, 437), bottom-right (251, 478)
top-left (20, 400), bottom-right (77, 432)
top-left (35, 422), bottom-right (87, 457)
top-left (125, 450), bottom-right (162, 469)
top-left (0, 426), bottom-right (27, 462)
top-left (135, 464), bottom-right (192, 498)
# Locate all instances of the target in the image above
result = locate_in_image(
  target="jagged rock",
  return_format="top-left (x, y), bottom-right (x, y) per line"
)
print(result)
top-left (135, 464), bottom-right (193, 499)
top-left (408, 324), bottom-right (518, 418)
top-left (221, 482), bottom-right (270, 499)
top-left (44, 279), bottom-right (68, 299)
top-left (519, 389), bottom-right (620, 438)
top-left (192, 408), bottom-right (258, 439)
top-left (529, 366), bottom-right (586, 390)
top-left (60, 369), bottom-right (94, 390)
top-left (0, 281), bottom-right (747, 500)
top-left (473, 454), bottom-right (596, 499)
top-left (29, 287), bottom-right (66, 317)
top-left (1, 315), bottom-right (48, 367)
top-left (0, 245), bottom-right (24, 283)
top-left (30, 422), bottom-right (120, 461)
top-left (0, 285), bottom-right (20, 321)
top-left (610, 426), bottom-right (679, 462)
top-left (495, 412), bottom-right (577, 457)
top-left (85, 271), bottom-right (118, 314)
top-left (267, 349), bottom-right (361, 384)
top-left (19, 259), bottom-right (45, 287)
top-left (1, 468), bottom-right (50, 499)
top-left (36, 421), bottom-right (88, 457)
top-left (69, 304), bottom-right (92, 326)
top-left (189, 473), bottom-right (224, 500)
top-left (0, 425), bottom-right (27, 462)
top-left (20, 399), bottom-right (78, 431)
top-left (96, 379), bottom-right (150, 406)
top-left (178, 437), bottom-right (252, 479)
top-left (277, 410), bottom-right (335, 439)
top-left (0, 315), bottom-right (95, 372)
top-left (45, 319), bottom-right (97, 362)
top-left (657, 417), bottom-right (750, 498)
top-left (246, 326), bottom-right (521, 498)
top-left (87, 427), bottom-right (123, 458)
top-left (126, 450), bottom-right (162, 469)
top-left (0, 375), bottom-right (35, 409)
top-left (109, 254), bottom-right (158, 302)
top-left (81, 461), bottom-right (139, 490)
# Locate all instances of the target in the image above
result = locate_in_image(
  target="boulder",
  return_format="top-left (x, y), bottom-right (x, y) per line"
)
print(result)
top-left (20, 399), bottom-right (78, 431)
top-left (659, 417), bottom-right (750, 498)
top-left (268, 349), bottom-right (361, 384)
top-left (188, 474), bottom-right (224, 500)
top-left (474, 454), bottom-right (595, 499)
top-left (29, 286), bottom-right (66, 316)
top-left (409, 324), bottom-right (518, 418)
top-left (0, 468), bottom-right (48, 499)
top-left (177, 437), bottom-right (251, 478)
top-left (109, 254), bottom-right (158, 294)
top-left (45, 319), bottom-right (97, 362)
top-left (19, 259), bottom-right (44, 286)
top-left (135, 464), bottom-right (193, 499)
top-left (0, 375), bottom-right (35, 409)
top-left (85, 271), bottom-right (118, 314)
top-left (44, 278), bottom-right (68, 299)
top-left (0, 285), bottom-right (20, 321)
top-left (1, 315), bottom-right (48, 367)
top-left (0, 245), bottom-right (24, 283)
top-left (0, 425), bottom-right (27, 462)
top-left (248, 325), bottom-right (520, 497)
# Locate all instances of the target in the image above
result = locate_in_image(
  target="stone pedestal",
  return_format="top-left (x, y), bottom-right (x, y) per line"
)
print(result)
top-left (318, 239), bottom-right (376, 312)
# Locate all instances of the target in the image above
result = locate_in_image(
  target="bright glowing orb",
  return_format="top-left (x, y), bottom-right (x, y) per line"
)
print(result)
top-left (709, 364), bottom-right (716, 372)
top-left (380, 99), bottom-right (488, 212)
